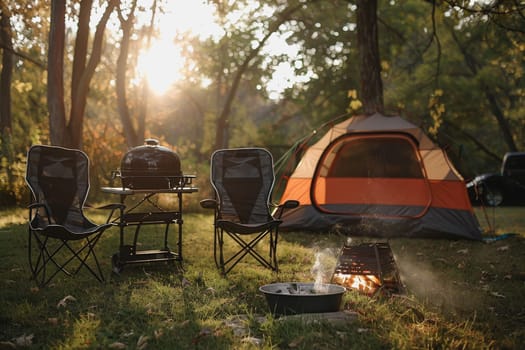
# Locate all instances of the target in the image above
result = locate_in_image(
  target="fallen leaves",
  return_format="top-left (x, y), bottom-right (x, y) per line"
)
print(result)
top-left (137, 335), bottom-right (150, 350)
top-left (192, 327), bottom-right (213, 345)
top-left (288, 335), bottom-right (304, 348)
top-left (57, 295), bottom-right (77, 308)
top-left (0, 341), bottom-right (16, 349)
top-left (106, 329), bottom-right (163, 350)
top-left (108, 342), bottom-right (127, 349)
top-left (153, 329), bottom-right (163, 339)
top-left (490, 291), bottom-right (506, 298)
top-left (241, 336), bottom-right (263, 347)
top-left (7, 334), bottom-right (34, 347)
top-left (181, 277), bottom-right (191, 287)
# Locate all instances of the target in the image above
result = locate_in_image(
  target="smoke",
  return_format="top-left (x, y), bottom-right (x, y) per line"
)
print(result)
top-left (332, 219), bottom-right (396, 238)
top-left (310, 247), bottom-right (339, 292)
top-left (393, 250), bottom-right (481, 314)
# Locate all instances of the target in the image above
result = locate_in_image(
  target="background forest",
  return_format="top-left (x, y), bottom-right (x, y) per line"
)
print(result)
top-left (0, 0), bottom-right (524, 206)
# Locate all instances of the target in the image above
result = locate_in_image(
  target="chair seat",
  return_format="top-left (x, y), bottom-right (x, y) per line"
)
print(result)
top-left (30, 222), bottom-right (114, 240)
top-left (216, 219), bottom-right (282, 235)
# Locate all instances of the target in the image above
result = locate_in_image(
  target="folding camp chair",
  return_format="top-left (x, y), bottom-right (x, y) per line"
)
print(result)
top-left (200, 148), bottom-right (298, 274)
top-left (25, 145), bottom-right (122, 287)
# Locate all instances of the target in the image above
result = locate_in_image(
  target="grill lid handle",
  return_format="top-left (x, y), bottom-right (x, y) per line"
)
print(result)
top-left (144, 138), bottom-right (159, 146)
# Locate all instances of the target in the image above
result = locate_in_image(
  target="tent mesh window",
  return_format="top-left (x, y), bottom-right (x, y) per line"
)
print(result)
top-left (325, 136), bottom-right (424, 179)
top-left (332, 242), bottom-right (403, 295)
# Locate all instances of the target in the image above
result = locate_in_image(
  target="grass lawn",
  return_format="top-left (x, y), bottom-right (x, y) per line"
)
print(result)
top-left (0, 206), bottom-right (524, 349)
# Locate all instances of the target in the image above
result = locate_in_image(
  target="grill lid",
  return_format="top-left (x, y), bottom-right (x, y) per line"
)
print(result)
top-left (119, 139), bottom-right (182, 189)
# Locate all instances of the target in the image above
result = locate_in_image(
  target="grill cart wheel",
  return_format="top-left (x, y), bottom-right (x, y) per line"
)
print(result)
top-left (112, 253), bottom-right (124, 274)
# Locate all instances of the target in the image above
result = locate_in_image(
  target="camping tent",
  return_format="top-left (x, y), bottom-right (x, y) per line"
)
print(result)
top-left (278, 113), bottom-right (482, 240)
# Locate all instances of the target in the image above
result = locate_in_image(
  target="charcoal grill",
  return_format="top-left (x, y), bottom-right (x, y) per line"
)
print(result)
top-left (102, 139), bottom-right (198, 272)
top-left (114, 139), bottom-right (190, 189)
top-left (332, 242), bottom-right (403, 295)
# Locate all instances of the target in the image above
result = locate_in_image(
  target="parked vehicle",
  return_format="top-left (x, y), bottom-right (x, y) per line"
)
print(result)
top-left (467, 152), bottom-right (525, 206)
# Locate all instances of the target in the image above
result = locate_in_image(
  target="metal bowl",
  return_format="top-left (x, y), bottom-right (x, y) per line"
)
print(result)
top-left (259, 282), bottom-right (346, 316)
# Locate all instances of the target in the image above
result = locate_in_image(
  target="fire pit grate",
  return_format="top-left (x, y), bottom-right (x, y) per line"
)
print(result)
top-left (332, 242), bottom-right (403, 295)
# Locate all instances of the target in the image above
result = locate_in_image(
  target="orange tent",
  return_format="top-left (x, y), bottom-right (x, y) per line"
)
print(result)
top-left (278, 113), bottom-right (482, 239)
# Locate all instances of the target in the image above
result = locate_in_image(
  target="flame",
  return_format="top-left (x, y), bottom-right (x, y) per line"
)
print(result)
top-left (333, 273), bottom-right (381, 295)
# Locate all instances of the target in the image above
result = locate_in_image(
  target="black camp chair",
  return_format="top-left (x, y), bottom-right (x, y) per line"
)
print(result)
top-left (25, 145), bottom-right (122, 287)
top-left (200, 148), bottom-right (298, 274)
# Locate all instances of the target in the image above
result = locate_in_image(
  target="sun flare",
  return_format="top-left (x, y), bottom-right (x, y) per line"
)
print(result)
top-left (134, 1), bottom-right (220, 96)
top-left (137, 38), bottom-right (185, 95)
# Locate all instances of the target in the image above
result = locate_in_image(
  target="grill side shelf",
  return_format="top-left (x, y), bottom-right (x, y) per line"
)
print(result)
top-left (121, 211), bottom-right (180, 224)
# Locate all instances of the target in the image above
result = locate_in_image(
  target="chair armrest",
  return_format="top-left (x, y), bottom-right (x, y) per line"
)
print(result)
top-left (28, 203), bottom-right (51, 220)
top-left (273, 200), bottom-right (299, 219)
top-left (282, 200), bottom-right (299, 209)
top-left (96, 203), bottom-right (126, 210)
top-left (91, 203), bottom-right (126, 224)
top-left (200, 199), bottom-right (217, 210)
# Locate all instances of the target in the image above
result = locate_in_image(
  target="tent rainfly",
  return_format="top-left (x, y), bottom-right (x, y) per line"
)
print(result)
top-left (278, 113), bottom-right (482, 240)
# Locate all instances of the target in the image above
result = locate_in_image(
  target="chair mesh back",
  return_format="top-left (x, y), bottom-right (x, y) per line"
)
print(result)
top-left (26, 146), bottom-right (89, 226)
top-left (211, 148), bottom-right (275, 224)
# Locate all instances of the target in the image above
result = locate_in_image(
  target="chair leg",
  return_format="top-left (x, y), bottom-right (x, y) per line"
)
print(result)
top-left (214, 227), bottom-right (225, 272)
top-left (63, 234), bottom-right (105, 283)
top-left (220, 230), bottom-right (278, 274)
top-left (28, 231), bottom-right (105, 287)
top-left (29, 232), bottom-right (72, 287)
top-left (270, 230), bottom-right (279, 272)
top-left (28, 230), bottom-right (40, 279)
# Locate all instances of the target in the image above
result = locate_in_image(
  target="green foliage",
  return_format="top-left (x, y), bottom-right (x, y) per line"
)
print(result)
top-left (378, 0), bottom-right (525, 174)
top-left (2, 0), bottom-right (524, 205)
top-left (0, 132), bottom-right (30, 206)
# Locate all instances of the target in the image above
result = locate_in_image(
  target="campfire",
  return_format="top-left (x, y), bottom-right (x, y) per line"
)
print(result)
top-left (332, 273), bottom-right (382, 295)
top-left (331, 242), bottom-right (403, 296)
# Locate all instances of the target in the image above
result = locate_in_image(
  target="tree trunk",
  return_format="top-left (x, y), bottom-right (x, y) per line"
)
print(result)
top-left (356, 0), bottom-right (384, 115)
top-left (449, 28), bottom-right (518, 152)
top-left (116, 1), bottom-right (139, 148)
top-left (116, 0), bottom-right (156, 148)
top-left (484, 86), bottom-right (517, 152)
top-left (48, 0), bottom-right (67, 146)
top-left (47, 0), bottom-right (116, 148)
top-left (68, 0), bottom-right (117, 149)
top-left (71, 0), bottom-right (91, 101)
top-left (0, 5), bottom-right (15, 188)
top-left (0, 5), bottom-right (13, 133)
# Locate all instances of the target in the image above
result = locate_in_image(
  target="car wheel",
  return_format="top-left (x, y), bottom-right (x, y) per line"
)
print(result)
top-left (483, 187), bottom-right (503, 206)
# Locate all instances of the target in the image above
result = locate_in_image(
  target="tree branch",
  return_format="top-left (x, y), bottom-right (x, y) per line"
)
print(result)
top-left (0, 43), bottom-right (45, 69)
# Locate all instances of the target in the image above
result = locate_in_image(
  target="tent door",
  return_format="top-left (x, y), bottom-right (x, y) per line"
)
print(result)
top-left (311, 133), bottom-right (432, 218)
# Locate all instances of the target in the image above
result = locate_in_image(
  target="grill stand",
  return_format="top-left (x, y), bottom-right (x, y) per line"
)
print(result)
top-left (102, 177), bottom-right (197, 273)
top-left (331, 242), bottom-right (404, 295)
